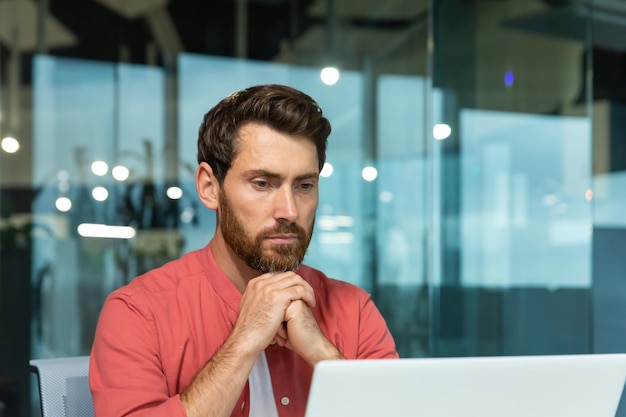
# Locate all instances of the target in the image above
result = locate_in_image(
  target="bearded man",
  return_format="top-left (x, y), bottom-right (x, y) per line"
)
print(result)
top-left (90, 84), bottom-right (398, 417)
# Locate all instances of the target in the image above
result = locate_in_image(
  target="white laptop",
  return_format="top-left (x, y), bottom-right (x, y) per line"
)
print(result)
top-left (304, 354), bottom-right (626, 417)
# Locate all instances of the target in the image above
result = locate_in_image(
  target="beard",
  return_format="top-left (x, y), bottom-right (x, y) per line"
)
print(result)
top-left (218, 189), bottom-right (314, 272)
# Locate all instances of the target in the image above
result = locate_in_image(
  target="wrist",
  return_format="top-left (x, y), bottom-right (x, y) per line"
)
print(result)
top-left (224, 328), bottom-right (265, 360)
top-left (308, 340), bottom-right (344, 367)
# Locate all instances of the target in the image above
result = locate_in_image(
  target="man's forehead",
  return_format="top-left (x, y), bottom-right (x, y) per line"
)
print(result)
top-left (224, 129), bottom-right (318, 183)
top-left (234, 124), bottom-right (317, 158)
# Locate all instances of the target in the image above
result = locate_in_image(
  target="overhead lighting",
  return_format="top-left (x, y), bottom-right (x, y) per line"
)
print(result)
top-left (77, 223), bottom-right (136, 239)
top-left (55, 197), bottom-right (72, 212)
top-left (320, 162), bottom-right (334, 178)
top-left (112, 165), bottom-right (130, 181)
top-left (433, 124), bottom-right (452, 140)
top-left (361, 166), bottom-right (378, 182)
top-left (91, 160), bottom-right (109, 176)
top-left (166, 186), bottom-right (183, 200)
top-left (92, 186), bottom-right (109, 201)
top-left (320, 66), bottom-right (340, 86)
top-left (1, 136), bottom-right (20, 153)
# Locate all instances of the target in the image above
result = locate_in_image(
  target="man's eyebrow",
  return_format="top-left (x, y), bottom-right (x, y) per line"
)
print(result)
top-left (242, 169), bottom-right (280, 179)
top-left (243, 169), bottom-right (319, 181)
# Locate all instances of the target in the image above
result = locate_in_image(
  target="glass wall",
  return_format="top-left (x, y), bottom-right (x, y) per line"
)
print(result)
top-left (1, 0), bottom-right (626, 416)
top-left (431, 0), bottom-right (590, 356)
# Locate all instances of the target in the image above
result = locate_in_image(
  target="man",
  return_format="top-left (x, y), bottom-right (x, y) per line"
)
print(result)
top-left (90, 84), bottom-right (398, 417)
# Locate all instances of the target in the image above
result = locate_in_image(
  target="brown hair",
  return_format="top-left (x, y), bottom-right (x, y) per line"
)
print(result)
top-left (197, 84), bottom-right (331, 184)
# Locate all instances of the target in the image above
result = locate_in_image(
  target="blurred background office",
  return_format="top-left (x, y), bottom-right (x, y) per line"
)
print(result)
top-left (1, 0), bottom-right (626, 415)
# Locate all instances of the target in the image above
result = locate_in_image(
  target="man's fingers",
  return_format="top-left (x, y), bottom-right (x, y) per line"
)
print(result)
top-left (247, 271), bottom-right (316, 308)
top-left (276, 323), bottom-right (288, 340)
top-left (274, 328), bottom-right (288, 347)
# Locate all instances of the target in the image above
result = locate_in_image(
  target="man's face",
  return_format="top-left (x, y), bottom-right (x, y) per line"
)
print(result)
top-left (219, 189), bottom-right (314, 272)
top-left (217, 122), bottom-right (319, 272)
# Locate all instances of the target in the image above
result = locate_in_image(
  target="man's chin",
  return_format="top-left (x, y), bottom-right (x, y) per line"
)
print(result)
top-left (262, 243), bottom-right (299, 256)
top-left (256, 254), bottom-right (301, 273)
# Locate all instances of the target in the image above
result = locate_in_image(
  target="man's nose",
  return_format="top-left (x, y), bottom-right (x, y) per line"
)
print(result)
top-left (274, 187), bottom-right (298, 223)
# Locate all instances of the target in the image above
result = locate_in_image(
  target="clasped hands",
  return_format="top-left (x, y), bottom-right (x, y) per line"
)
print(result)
top-left (233, 271), bottom-right (339, 366)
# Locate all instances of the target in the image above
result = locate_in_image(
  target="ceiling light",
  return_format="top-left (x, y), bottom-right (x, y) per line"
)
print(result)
top-left (320, 66), bottom-right (340, 85)
top-left (1, 136), bottom-right (20, 153)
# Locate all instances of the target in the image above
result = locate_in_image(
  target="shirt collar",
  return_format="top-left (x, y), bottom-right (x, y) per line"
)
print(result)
top-left (199, 240), bottom-right (243, 313)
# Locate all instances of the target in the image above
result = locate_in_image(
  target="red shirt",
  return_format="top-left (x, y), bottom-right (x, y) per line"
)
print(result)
top-left (90, 242), bottom-right (398, 417)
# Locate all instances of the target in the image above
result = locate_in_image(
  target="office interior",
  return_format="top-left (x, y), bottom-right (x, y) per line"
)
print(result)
top-left (1, 0), bottom-right (626, 415)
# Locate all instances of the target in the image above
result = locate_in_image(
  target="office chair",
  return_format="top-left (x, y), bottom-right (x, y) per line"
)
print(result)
top-left (29, 356), bottom-right (94, 417)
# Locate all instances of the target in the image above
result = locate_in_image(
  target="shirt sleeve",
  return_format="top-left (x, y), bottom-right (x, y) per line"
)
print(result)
top-left (89, 293), bottom-right (188, 417)
top-left (356, 294), bottom-right (400, 359)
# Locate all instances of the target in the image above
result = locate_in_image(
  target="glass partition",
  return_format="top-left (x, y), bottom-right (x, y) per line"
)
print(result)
top-left (431, 0), bottom-right (594, 357)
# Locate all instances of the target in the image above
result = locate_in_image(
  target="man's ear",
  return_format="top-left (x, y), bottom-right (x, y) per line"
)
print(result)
top-left (196, 162), bottom-right (220, 210)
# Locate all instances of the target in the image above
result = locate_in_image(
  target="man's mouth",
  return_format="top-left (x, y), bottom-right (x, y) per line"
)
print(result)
top-left (265, 234), bottom-right (299, 244)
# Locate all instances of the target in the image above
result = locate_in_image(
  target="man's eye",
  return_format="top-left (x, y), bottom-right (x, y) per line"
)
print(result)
top-left (254, 180), bottom-right (269, 188)
top-left (299, 183), bottom-right (314, 191)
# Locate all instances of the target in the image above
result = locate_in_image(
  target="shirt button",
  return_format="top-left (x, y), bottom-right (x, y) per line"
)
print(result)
top-left (280, 397), bottom-right (290, 406)
top-left (241, 401), bottom-right (245, 410)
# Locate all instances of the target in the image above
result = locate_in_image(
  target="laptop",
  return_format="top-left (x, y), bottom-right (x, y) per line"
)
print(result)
top-left (304, 354), bottom-right (626, 417)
